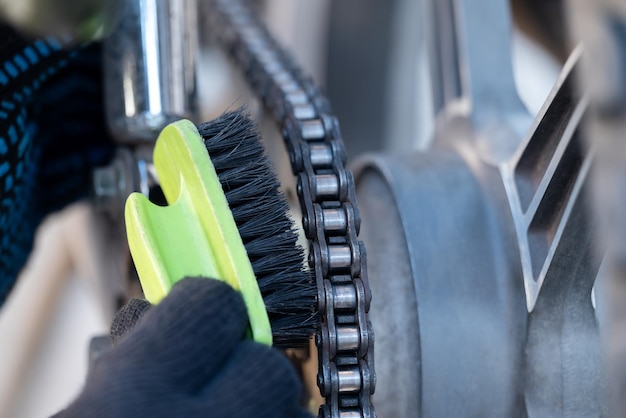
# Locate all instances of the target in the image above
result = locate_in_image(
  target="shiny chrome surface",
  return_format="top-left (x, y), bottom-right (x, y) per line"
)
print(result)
top-left (104, 0), bottom-right (198, 143)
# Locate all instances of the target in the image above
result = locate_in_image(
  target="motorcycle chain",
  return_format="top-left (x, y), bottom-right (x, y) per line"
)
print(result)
top-left (208, 1), bottom-right (376, 417)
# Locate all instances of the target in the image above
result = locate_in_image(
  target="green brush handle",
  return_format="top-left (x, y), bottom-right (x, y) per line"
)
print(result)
top-left (125, 119), bottom-right (272, 346)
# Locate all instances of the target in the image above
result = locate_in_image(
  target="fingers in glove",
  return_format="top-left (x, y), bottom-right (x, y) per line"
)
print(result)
top-left (108, 277), bottom-right (249, 393)
top-left (110, 298), bottom-right (152, 344)
top-left (196, 340), bottom-right (304, 418)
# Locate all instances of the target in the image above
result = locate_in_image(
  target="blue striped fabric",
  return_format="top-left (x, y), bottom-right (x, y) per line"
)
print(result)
top-left (0, 27), bottom-right (114, 304)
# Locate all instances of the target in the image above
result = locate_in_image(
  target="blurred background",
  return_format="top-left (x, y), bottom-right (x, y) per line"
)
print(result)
top-left (0, 0), bottom-right (615, 416)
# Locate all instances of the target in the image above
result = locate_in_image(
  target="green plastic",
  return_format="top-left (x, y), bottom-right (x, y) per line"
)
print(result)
top-left (125, 119), bottom-right (273, 346)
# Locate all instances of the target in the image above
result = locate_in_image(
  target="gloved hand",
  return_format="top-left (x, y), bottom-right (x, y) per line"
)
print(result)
top-left (54, 277), bottom-right (312, 418)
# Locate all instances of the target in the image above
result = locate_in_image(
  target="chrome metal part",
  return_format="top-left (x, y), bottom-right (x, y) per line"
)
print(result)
top-left (332, 285), bottom-right (357, 310)
top-left (208, 1), bottom-right (375, 416)
top-left (336, 327), bottom-right (360, 351)
top-left (337, 367), bottom-right (362, 393)
top-left (315, 175), bottom-right (340, 200)
top-left (310, 144), bottom-right (334, 168)
top-left (504, 48), bottom-right (588, 311)
top-left (322, 208), bottom-right (347, 233)
top-left (507, 52), bottom-right (603, 416)
top-left (104, 0), bottom-right (199, 143)
top-left (328, 246), bottom-right (352, 272)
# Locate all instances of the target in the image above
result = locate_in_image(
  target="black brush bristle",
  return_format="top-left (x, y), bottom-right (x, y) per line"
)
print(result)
top-left (196, 108), bottom-right (317, 348)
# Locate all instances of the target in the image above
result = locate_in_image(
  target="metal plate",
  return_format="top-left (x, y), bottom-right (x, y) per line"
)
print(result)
top-left (354, 148), bottom-right (528, 417)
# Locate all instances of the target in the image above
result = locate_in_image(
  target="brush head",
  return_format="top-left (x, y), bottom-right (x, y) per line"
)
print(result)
top-left (196, 109), bottom-right (317, 348)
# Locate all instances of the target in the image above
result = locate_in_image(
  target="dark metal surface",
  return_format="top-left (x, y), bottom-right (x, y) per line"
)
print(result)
top-left (325, 0), bottom-right (396, 156)
top-left (568, 1), bottom-right (626, 416)
top-left (355, 148), bottom-right (527, 417)
top-left (510, 50), bottom-right (605, 416)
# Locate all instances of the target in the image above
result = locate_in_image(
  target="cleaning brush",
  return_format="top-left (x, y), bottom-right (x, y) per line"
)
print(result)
top-left (125, 109), bottom-right (316, 348)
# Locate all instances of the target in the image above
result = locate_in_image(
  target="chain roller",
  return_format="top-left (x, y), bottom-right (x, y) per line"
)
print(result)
top-left (208, 1), bottom-right (375, 416)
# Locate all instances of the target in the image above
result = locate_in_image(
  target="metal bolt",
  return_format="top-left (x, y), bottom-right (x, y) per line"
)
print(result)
top-left (93, 161), bottom-right (126, 212)
top-left (92, 148), bottom-right (138, 214)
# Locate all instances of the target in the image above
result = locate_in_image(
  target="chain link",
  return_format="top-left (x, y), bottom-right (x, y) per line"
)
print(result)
top-left (208, 1), bottom-right (375, 416)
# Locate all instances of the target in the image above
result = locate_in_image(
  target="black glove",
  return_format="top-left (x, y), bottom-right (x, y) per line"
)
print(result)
top-left (54, 277), bottom-right (312, 418)
top-left (110, 297), bottom-right (151, 344)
